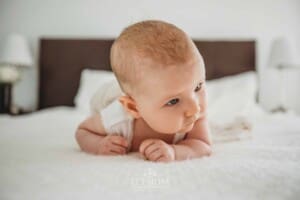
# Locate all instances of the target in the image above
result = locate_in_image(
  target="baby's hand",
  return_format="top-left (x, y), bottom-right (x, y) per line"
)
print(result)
top-left (98, 135), bottom-right (128, 155)
top-left (139, 139), bottom-right (175, 162)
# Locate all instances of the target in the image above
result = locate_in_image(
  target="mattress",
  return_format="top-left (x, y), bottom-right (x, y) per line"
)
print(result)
top-left (0, 106), bottom-right (300, 200)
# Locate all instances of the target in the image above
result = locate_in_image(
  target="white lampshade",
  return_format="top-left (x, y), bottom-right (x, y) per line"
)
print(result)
top-left (268, 37), bottom-right (296, 69)
top-left (0, 34), bottom-right (33, 67)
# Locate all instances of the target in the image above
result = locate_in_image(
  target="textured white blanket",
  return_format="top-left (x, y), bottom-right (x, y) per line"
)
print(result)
top-left (0, 107), bottom-right (300, 200)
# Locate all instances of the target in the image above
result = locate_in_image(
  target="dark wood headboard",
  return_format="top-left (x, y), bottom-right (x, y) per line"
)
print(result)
top-left (39, 39), bottom-right (255, 109)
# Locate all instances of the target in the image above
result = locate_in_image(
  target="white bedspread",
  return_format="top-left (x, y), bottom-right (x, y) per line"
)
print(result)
top-left (0, 106), bottom-right (300, 200)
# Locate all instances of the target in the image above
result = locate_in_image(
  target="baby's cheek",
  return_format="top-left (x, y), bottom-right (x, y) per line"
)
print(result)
top-left (199, 90), bottom-right (207, 110)
top-left (156, 115), bottom-right (182, 133)
top-left (166, 115), bottom-right (184, 131)
top-left (200, 98), bottom-right (207, 111)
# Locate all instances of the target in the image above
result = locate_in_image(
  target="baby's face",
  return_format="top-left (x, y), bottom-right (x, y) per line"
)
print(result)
top-left (134, 55), bottom-right (206, 134)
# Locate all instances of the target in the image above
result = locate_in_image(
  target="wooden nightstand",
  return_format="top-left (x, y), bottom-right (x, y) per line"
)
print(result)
top-left (0, 83), bottom-right (33, 116)
top-left (0, 83), bottom-right (12, 114)
top-left (9, 106), bottom-right (33, 116)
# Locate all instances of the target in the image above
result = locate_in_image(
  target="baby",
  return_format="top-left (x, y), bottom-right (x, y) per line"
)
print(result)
top-left (75, 20), bottom-right (212, 162)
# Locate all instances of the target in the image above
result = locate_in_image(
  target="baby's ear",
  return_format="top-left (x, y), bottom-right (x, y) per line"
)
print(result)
top-left (119, 96), bottom-right (141, 119)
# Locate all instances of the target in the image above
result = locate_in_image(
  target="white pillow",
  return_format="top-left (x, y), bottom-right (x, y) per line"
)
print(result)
top-left (74, 69), bottom-right (260, 122)
top-left (74, 69), bottom-right (116, 113)
top-left (206, 71), bottom-right (259, 124)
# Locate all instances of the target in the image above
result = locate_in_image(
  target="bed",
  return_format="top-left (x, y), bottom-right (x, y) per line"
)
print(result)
top-left (0, 39), bottom-right (300, 200)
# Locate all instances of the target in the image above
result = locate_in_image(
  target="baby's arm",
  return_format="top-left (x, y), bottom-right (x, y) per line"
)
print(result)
top-left (172, 84), bottom-right (212, 160)
top-left (172, 115), bottom-right (212, 161)
top-left (75, 114), bottom-right (128, 155)
top-left (139, 116), bottom-right (211, 162)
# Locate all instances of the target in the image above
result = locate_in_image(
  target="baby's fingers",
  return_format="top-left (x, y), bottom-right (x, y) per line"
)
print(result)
top-left (108, 135), bottom-right (128, 148)
top-left (148, 149), bottom-right (164, 162)
top-left (139, 139), bottom-right (156, 155)
top-left (156, 156), bottom-right (169, 162)
top-left (109, 144), bottom-right (127, 155)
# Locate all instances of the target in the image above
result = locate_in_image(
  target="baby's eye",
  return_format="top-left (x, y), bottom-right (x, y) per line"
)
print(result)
top-left (194, 83), bottom-right (203, 92)
top-left (166, 98), bottom-right (179, 106)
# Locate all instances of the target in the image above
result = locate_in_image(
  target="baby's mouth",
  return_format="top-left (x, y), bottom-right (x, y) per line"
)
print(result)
top-left (185, 120), bottom-right (194, 126)
top-left (184, 113), bottom-right (201, 126)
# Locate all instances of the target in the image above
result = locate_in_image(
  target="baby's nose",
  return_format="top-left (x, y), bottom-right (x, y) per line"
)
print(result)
top-left (184, 100), bottom-right (201, 118)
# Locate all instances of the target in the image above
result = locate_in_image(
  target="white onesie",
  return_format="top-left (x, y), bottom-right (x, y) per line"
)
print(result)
top-left (100, 98), bottom-right (186, 151)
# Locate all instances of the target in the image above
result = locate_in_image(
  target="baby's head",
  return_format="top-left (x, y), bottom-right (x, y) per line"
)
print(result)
top-left (110, 20), bottom-right (206, 134)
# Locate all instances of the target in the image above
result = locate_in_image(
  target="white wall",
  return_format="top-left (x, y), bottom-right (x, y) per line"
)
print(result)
top-left (0, 0), bottom-right (299, 110)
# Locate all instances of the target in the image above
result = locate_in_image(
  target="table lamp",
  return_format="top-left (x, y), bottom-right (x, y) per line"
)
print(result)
top-left (0, 34), bottom-right (33, 114)
top-left (268, 37), bottom-right (299, 112)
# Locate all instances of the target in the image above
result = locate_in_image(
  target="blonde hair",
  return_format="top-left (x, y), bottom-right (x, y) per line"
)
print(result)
top-left (110, 20), bottom-right (196, 96)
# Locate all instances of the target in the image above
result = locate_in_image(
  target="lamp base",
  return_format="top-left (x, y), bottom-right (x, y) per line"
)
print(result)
top-left (0, 83), bottom-right (12, 114)
top-left (271, 106), bottom-right (286, 113)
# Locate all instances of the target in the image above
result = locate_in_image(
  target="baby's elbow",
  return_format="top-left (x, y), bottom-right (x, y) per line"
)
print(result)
top-left (75, 127), bottom-right (84, 146)
top-left (191, 140), bottom-right (212, 158)
top-left (75, 129), bottom-right (80, 142)
top-left (206, 145), bottom-right (212, 156)
top-left (201, 141), bottom-right (212, 157)
top-left (75, 120), bottom-right (87, 140)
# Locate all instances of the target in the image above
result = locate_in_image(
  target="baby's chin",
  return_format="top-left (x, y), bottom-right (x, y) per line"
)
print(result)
top-left (177, 122), bottom-right (195, 133)
top-left (154, 124), bottom-right (193, 135)
top-left (150, 126), bottom-right (182, 135)
top-left (145, 119), bottom-right (191, 134)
